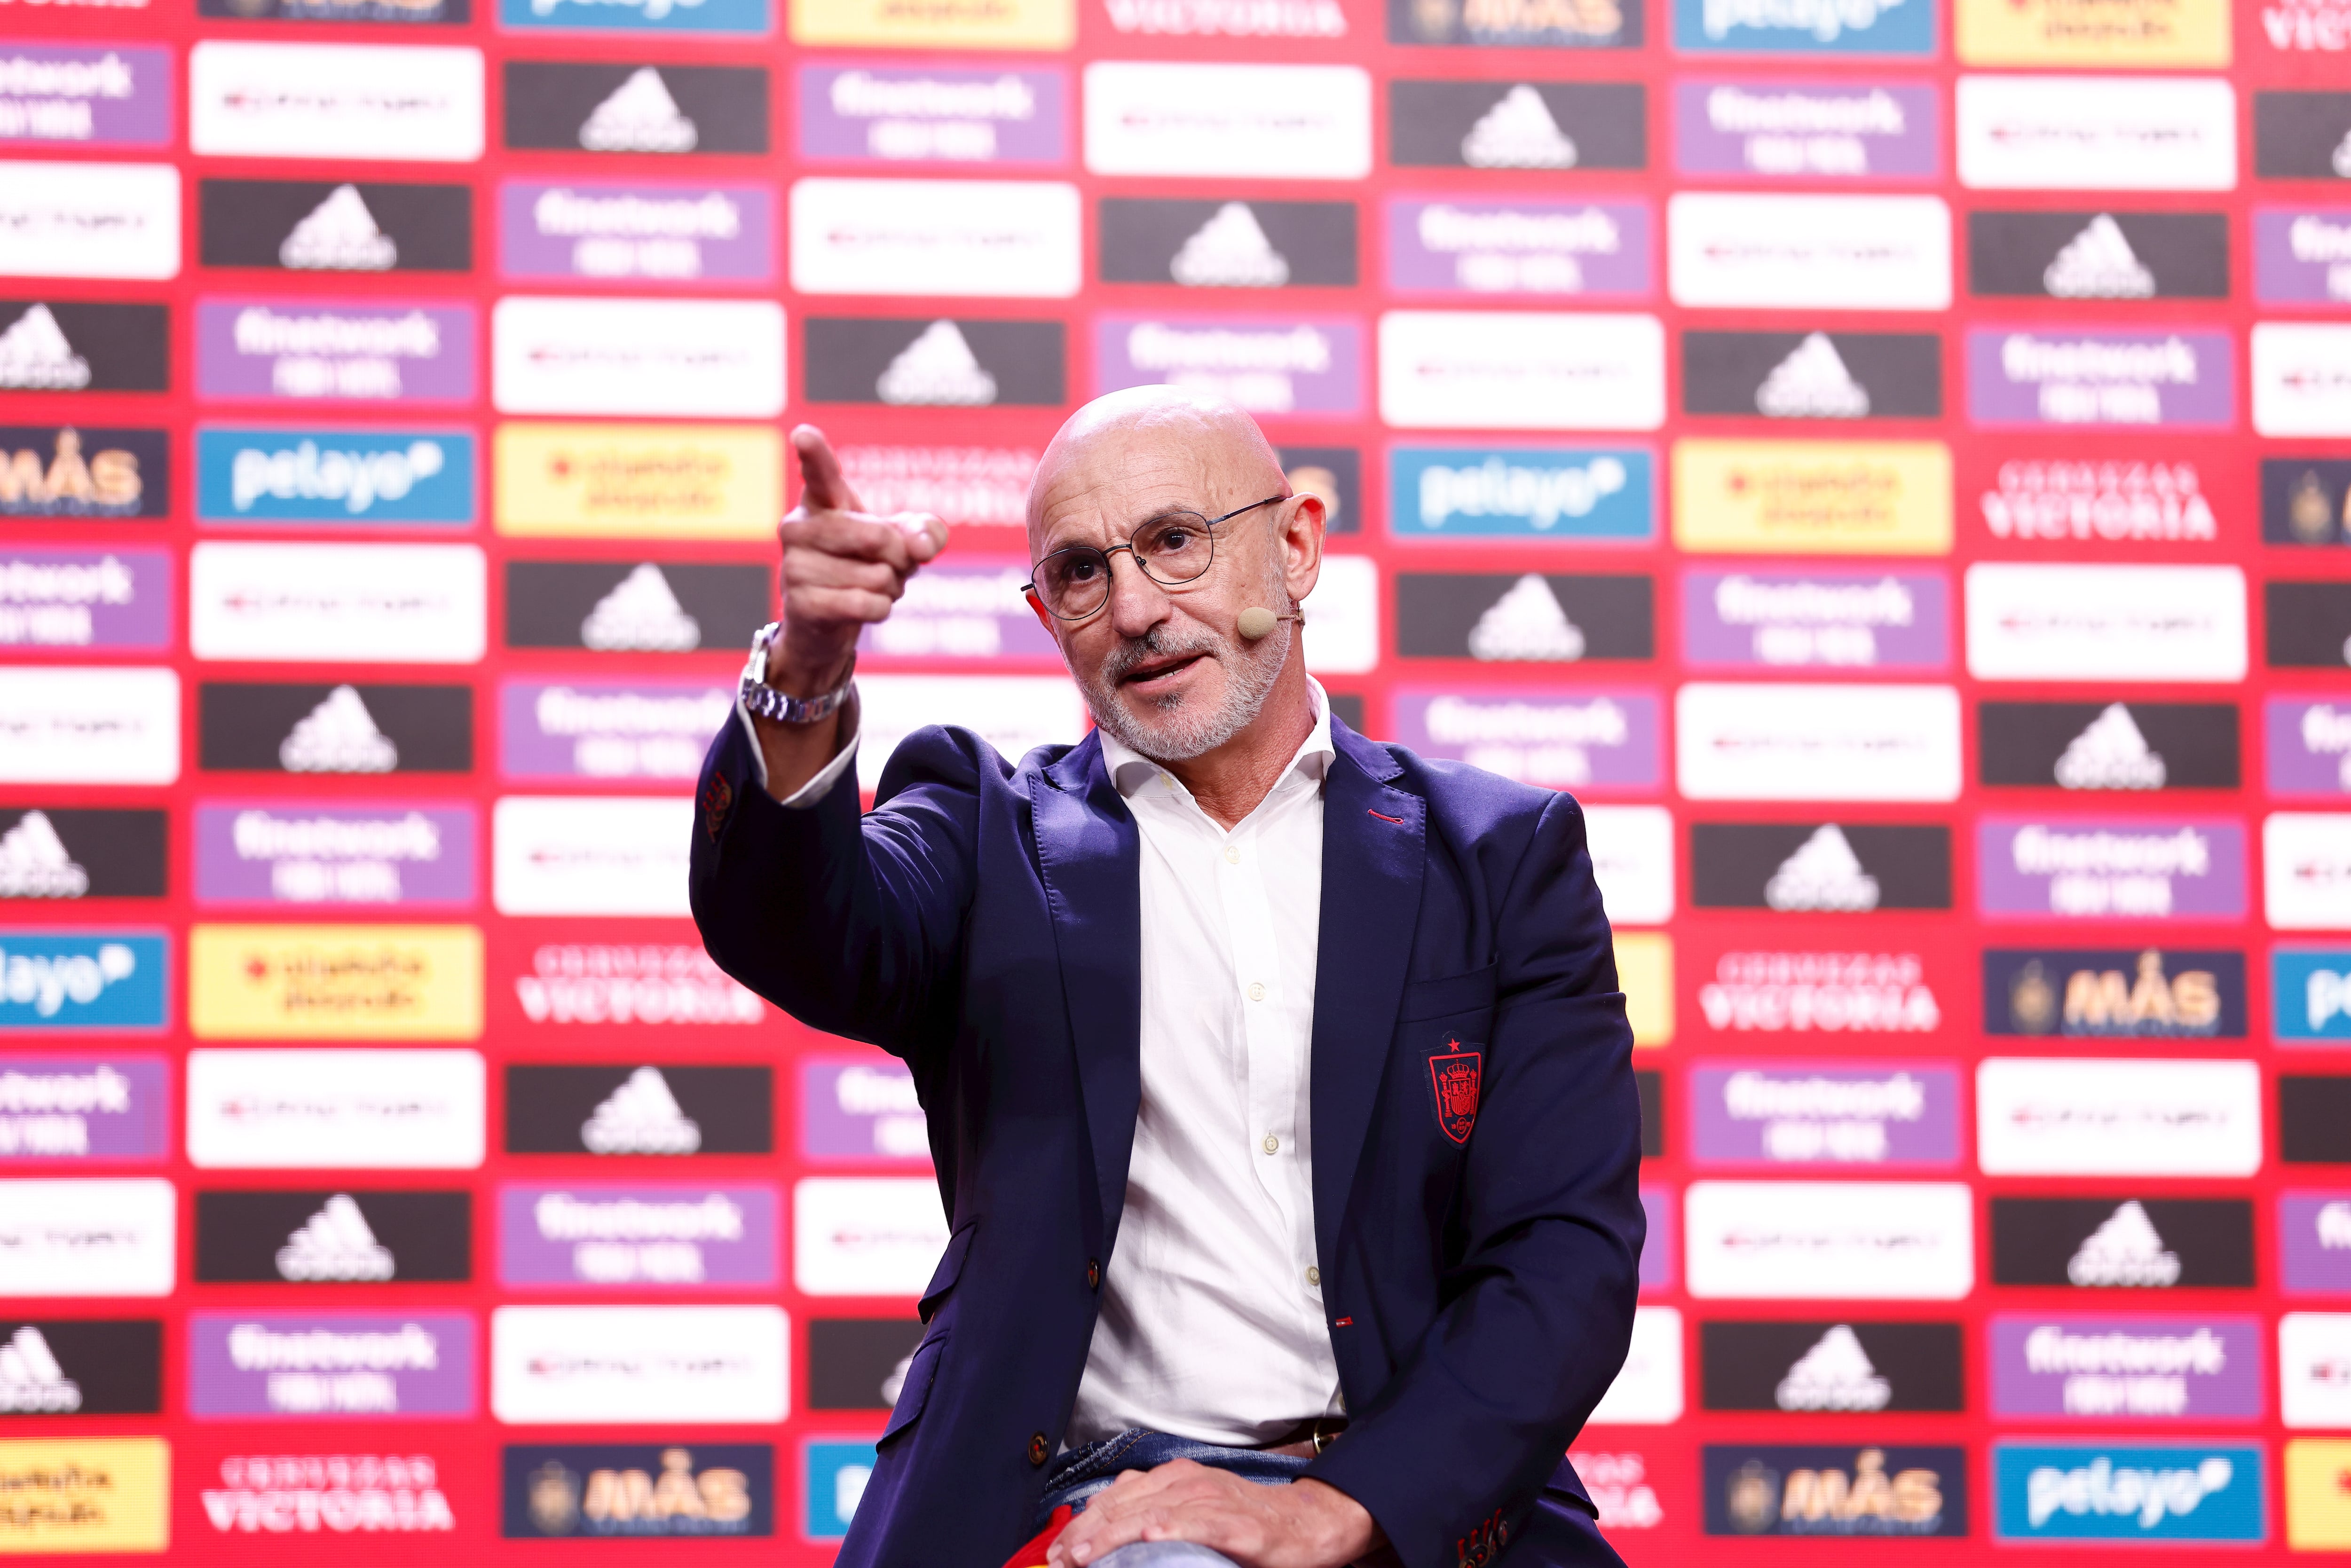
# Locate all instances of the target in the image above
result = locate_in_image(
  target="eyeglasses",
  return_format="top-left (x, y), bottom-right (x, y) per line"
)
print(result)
top-left (1024, 495), bottom-right (1286, 622)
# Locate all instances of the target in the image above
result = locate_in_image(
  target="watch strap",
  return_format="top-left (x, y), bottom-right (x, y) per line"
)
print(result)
top-left (740, 622), bottom-right (855, 725)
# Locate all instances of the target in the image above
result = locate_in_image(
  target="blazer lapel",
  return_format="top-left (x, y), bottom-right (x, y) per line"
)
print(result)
top-left (1310, 719), bottom-right (1426, 1270)
top-left (1030, 733), bottom-right (1143, 1260)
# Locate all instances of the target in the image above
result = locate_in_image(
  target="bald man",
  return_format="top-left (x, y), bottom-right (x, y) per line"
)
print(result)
top-left (688, 391), bottom-right (1643, 1568)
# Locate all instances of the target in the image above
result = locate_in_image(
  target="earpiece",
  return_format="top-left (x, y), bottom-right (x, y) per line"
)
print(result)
top-left (1237, 607), bottom-right (1302, 640)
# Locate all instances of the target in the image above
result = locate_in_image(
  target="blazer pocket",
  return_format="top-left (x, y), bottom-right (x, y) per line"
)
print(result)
top-left (879, 1329), bottom-right (947, 1448)
top-left (1397, 961), bottom-right (1499, 1023)
top-left (918, 1219), bottom-right (975, 1325)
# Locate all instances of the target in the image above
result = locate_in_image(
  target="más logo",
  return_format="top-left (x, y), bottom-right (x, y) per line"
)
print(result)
top-left (1082, 63), bottom-right (1369, 179)
top-left (1682, 570), bottom-right (1945, 671)
top-left (505, 1064), bottom-right (772, 1156)
top-left (794, 1177), bottom-right (949, 1295)
top-left (0, 1055), bottom-right (166, 1161)
top-left (1385, 198), bottom-right (1650, 299)
top-left (194, 804), bottom-right (474, 909)
top-left (185, 1048), bottom-right (486, 1168)
top-left (490, 798), bottom-right (693, 918)
top-left (198, 181), bottom-right (470, 275)
top-left (1994, 1442), bottom-right (2264, 1543)
top-left (0, 425), bottom-right (166, 519)
top-left (1977, 818), bottom-right (2245, 920)
top-left (1102, 199), bottom-right (1356, 289)
top-left (1991, 1313), bottom-right (2262, 1419)
top-left (503, 559), bottom-right (769, 654)
top-left (198, 681), bottom-right (472, 775)
top-left (0, 1180), bottom-right (174, 1296)
top-left (1389, 448), bottom-right (1652, 541)
top-left (0, 161), bottom-right (176, 282)
top-left (1389, 690), bottom-right (1659, 791)
top-left (197, 1452), bottom-right (456, 1537)
top-left (797, 66), bottom-right (1064, 165)
top-left (806, 318), bottom-right (1062, 408)
top-left (2256, 91), bottom-right (2351, 180)
top-left (1683, 331), bottom-right (1941, 421)
top-left (1700, 1320), bottom-right (1963, 1411)
top-left (188, 1311), bottom-right (475, 1418)
top-left (500, 682), bottom-right (731, 781)
top-left (1394, 572), bottom-right (1653, 662)
top-left (2257, 207), bottom-right (2351, 305)
top-left (801, 1061), bottom-right (927, 1160)
top-left (858, 560), bottom-right (1059, 663)
top-left (1684, 1180), bottom-right (1974, 1299)
top-left (195, 300), bottom-right (475, 406)
top-left (1957, 76), bottom-right (2236, 191)
top-left (1674, 81), bottom-right (1936, 180)
top-left (0, 669), bottom-right (178, 787)
top-left (190, 43), bottom-right (484, 162)
top-left (0, 46), bottom-right (170, 149)
top-left (1984, 947), bottom-right (2244, 1038)
top-left (2254, 323), bottom-right (2351, 437)
top-left (198, 428), bottom-right (473, 526)
top-left (1380, 311), bottom-right (1664, 430)
top-left (1390, 82), bottom-right (1644, 170)
top-left (0, 1320), bottom-right (159, 1415)
top-left (503, 61), bottom-right (766, 155)
top-left (791, 179), bottom-right (1079, 299)
top-left (1704, 1445), bottom-right (1966, 1536)
top-left (193, 1188), bottom-right (471, 1283)
top-left (1389, 0), bottom-right (1640, 46)
top-left (2268, 461), bottom-right (2351, 549)
top-left (499, 1183), bottom-right (777, 1287)
top-left (2283, 1193), bottom-right (2351, 1295)
top-left (502, 1443), bottom-right (772, 1538)
top-left (499, 181), bottom-right (772, 284)
top-left (0, 301), bottom-right (168, 393)
top-left (1976, 1057), bottom-right (2262, 1177)
top-left (1675, 682), bottom-right (1961, 802)
top-left (2277, 949), bottom-right (2351, 1043)
top-left (1990, 1196), bottom-right (2255, 1289)
top-left (1964, 564), bottom-right (2246, 682)
top-left (1970, 211), bottom-right (2227, 300)
top-left (1695, 949), bottom-right (1941, 1034)
top-left (1978, 457), bottom-right (2217, 544)
top-left (1968, 329), bottom-right (2233, 429)
top-left (0, 934), bottom-right (166, 1032)
top-left (1097, 315), bottom-right (1359, 417)
top-left (187, 925), bottom-right (483, 1041)
top-left (493, 297), bottom-right (786, 418)
top-left (1689, 821), bottom-right (1951, 912)
top-left (1978, 701), bottom-right (2239, 791)
top-left (490, 1306), bottom-right (789, 1424)
top-left (2264, 812), bottom-right (2351, 928)
top-left (1688, 1063), bottom-right (1958, 1166)
top-left (0, 547), bottom-right (170, 652)
top-left (1668, 195), bottom-right (1950, 310)
top-left (1673, 439), bottom-right (1951, 556)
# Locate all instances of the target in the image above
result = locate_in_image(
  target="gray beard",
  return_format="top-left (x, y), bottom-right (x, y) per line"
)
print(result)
top-left (1076, 614), bottom-right (1292, 764)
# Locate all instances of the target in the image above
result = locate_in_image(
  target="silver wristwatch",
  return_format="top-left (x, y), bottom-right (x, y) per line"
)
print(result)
top-left (739, 621), bottom-right (856, 725)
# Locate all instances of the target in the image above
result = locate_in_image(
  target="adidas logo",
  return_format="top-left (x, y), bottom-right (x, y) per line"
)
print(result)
top-left (581, 1065), bottom-right (702, 1155)
top-left (1467, 573), bottom-right (1586, 662)
top-left (0, 812), bottom-right (88, 899)
top-left (275, 1194), bottom-right (396, 1282)
top-left (2334, 129), bottom-right (2351, 180)
top-left (1461, 85), bottom-right (1577, 170)
top-left (280, 685), bottom-right (398, 773)
top-left (876, 320), bottom-right (998, 407)
top-left (579, 67), bottom-right (697, 154)
top-left (2067, 1199), bottom-right (2181, 1288)
top-left (0, 1327), bottom-right (79, 1413)
top-left (1764, 824), bottom-right (1880, 913)
top-left (880, 1350), bottom-right (912, 1405)
top-left (279, 184), bottom-right (397, 272)
top-left (2053, 702), bottom-right (2166, 790)
top-left (1775, 1324), bottom-right (1891, 1412)
top-left (1755, 332), bottom-right (1870, 419)
top-left (2043, 214), bottom-right (2155, 300)
top-left (0, 304), bottom-right (91, 392)
top-left (1169, 202), bottom-right (1291, 288)
top-left (581, 563), bottom-right (701, 652)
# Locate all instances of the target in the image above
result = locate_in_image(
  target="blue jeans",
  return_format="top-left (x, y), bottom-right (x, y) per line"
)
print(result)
top-left (1039, 1429), bottom-right (1311, 1568)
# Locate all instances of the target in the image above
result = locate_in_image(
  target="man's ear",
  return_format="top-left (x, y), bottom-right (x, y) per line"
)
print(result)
top-left (1278, 491), bottom-right (1327, 603)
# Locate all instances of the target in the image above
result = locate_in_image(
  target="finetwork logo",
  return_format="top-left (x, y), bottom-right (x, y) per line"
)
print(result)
top-left (277, 1194), bottom-right (395, 1281)
top-left (1693, 1064), bottom-right (1956, 1165)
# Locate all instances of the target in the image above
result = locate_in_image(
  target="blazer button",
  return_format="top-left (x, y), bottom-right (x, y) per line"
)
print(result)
top-left (1028, 1433), bottom-right (1049, 1467)
top-left (1086, 1259), bottom-right (1101, 1291)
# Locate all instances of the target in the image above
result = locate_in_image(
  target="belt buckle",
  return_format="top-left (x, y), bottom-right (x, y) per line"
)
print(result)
top-left (1311, 1418), bottom-right (1342, 1454)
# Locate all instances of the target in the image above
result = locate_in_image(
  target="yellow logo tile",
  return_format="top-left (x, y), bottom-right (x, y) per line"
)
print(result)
top-left (791, 0), bottom-right (1073, 47)
top-left (1957, 0), bottom-right (2229, 65)
top-left (1616, 931), bottom-right (1673, 1048)
top-left (190, 925), bottom-right (483, 1040)
top-left (0, 1439), bottom-right (167, 1553)
top-left (495, 423), bottom-right (781, 539)
top-left (2288, 1440), bottom-right (2351, 1551)
top-left (1673, 440), bottom-right (1952, 556)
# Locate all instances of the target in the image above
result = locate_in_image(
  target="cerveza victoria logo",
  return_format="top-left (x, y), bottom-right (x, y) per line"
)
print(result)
top-left (1389, 448), bottom-right (1653, 541)
top-left (805, 318), bottom-right (1065, 408)
top-left (198, 681), bottom-right (473, 774)
top-left (1389, 81), bottom-right (1645, 170)
top-left (1688, 1063), bottom-right (1959, 1166)
top-left (0, 426), bottom-right (166, 519)
top-left (1695, 949), bottom-right (1943, 1035)
top-left (0, 301), bottom-right (167, 394)
top-left (1995, 1443), bottom-right (2264, 1543)
top-left (1985, 948), bottom-right (2246, 1039)
top-left (1978, 458), bottom-right (2217, 546)
top-left (503, 1444), bottom-right (773, 1539)
top-left (797, 65), bottom-right (1065, 165)
top-left (503, 62), bottom-right (769, 155)
top-left (1989, 1313), bottom-right (2263, 1419)
top-left (1681, 331), bottom-right (1942, 421)
top-left (499, 1182), bottom-right (777, 1286)
top-left (0, 809), bottom-right (166, 902)
top-left (0, 46), bottom-right (171, 149)
top-left (197, 181), bottom-right (472, 274)
top-left (1977, 818), bottom-right (2244, 920)
top-left (1388, 691), bottom-right (1659, 790)
top-left (1682, 571), bottom-right (1946, 671)
top-left (1385, 198), bottom-right (1650, 300)
top-left (0, 934), bottom-right (166, 1032)
top-left (196, 301), bottom-right (475, 406)
top-left (1967, 330), bottom-right (2234, 429)
top-left (498, 181), bottom-right (773, 284)
top-left (1672, 82), bottom-right (1938, 179)
top-left (187, 1310), bottom-right (475, 1417)
top-left (1991, 1197), bottom-right (2255, 1289)
top-left (0, 547), bottom-right (170, 653)
top-left (1704, 1445), bottom-right (1966, 1536)
top-left (194, 1189), bottom-right (472, 1283)
top-left (1387, 0), bottom-right (1641, 46)
top-left (1969, 211), bottom-right (2229, 300)
top-left (1394, 573), bottom-right (1653, 662)
top-left (1689, 822), bottom-right (1951, 912)
top-left (0, 1055), bottom-right (166, 1161)
top-left (504, 560), bottom-right (770, 653)
top-left (1096, 316), bottom-right (1360, 417)
top-left (505, 1064), bottom-right (772, 1156)
top-left (199, 1454), bottom-right (458, 1539)
top-left (1977, 701), bottom-right (2239, 791)
top-left (0, 1321), bottom-right (159, 1415)
top-left (1700, 1320), bottom-right (1964, 1411)
top-left (197, 428), bottom-right (474, 527)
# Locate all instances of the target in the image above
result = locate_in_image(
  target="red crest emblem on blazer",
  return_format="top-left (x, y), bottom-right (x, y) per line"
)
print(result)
top-left (1428, 1039), bottom-right (1483, 1144)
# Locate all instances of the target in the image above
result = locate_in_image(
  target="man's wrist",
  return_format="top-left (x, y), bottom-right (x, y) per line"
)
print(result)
top-left (764, 642), bottom-right (856, 700)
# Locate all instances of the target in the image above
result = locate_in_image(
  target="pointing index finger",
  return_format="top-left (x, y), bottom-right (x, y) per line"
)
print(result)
top-left (792, 424), bottom-right (863, 515)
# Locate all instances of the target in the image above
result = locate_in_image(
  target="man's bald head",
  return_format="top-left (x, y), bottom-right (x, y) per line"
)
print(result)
top-left (1026, 386), bottom-right (1288, 553)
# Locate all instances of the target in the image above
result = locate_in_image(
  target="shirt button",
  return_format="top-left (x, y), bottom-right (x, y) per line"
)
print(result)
top-left (1028, 1433), bottom-right (1049, 1467)
top-left (1262, 1134), bottom-right (1279, 1154)
top-left (1086, 1259), bottom-right (1100, 1291)
top-left (1247, 981), bottom-right (1266, 1002)
top-left (1305, 1266), bottom-right (1322, 1287)
top-left (1223, 844), bottom-right (1241, 864)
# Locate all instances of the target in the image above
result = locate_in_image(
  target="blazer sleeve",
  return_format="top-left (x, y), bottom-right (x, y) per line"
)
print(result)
top-left (687, 710), bottom-right (996, 1060)
top-left (1305, 789), bottom-right (1646, 1567)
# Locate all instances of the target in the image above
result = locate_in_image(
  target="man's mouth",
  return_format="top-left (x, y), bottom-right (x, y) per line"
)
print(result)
top-left (1120, 652), bottom-right (1207, 688)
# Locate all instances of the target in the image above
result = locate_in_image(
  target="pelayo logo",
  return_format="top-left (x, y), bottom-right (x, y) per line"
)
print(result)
top-left (1674, 0), bottom-right (1932, 49)
top-left (1994, 1443), bottom-right (2264, 1542)
top-left (2277, 949), bottom-right (2351, 1043)
top-left (0, 934), bottom-right (166, 1032)
top-left (500, 0), bottom-right (770, 33)
top-left (197, 428), bottom-right (474, 526)
top-left (1389, 447), bottom-right (1652, 541)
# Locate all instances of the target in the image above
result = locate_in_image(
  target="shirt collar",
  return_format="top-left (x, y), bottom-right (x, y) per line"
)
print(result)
top-left (1100, 677), bottom-right (1334, 803)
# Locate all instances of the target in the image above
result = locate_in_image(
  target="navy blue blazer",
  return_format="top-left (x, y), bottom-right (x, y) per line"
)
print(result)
top-left (689, 709), bottom-right (1645, 1568)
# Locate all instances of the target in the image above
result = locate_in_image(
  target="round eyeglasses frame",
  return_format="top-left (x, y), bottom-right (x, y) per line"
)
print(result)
top-left (1023, 495), bottom-right (1287, 623)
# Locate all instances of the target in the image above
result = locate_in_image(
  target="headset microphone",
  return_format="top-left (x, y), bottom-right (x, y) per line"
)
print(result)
top-left (1236, 607), bottom-right (1302, 640)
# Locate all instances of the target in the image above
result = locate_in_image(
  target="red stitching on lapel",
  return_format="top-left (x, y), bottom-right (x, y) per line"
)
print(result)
top-left (1366, 808), bottom-right (1405, 824)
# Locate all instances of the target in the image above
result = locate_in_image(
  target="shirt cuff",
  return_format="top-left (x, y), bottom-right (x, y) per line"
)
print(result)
top-left (734, 687), bottom-right (860, 809)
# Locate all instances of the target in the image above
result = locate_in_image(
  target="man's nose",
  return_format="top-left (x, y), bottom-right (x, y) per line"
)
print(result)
top-left (1103, 549), bottom-right (1173, 640)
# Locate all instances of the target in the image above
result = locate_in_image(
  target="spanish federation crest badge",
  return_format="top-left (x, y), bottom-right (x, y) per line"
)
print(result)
top-left (1428, 1039), bottom-right (1484, 1144)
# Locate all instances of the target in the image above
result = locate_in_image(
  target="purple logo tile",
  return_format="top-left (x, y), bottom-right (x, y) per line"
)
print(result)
top-left (0, 45), bottom-right (172, 149)
top-left (1096, 316), bottom-right (1361, 418)
top-left (2282, 1192), bottom-right (2351, 1296)
top-left (197, 300), bottom-right (477, 407)
top-left (0, 1054), bottom-right (166, 1161)
top-left (2255, 209), bottom-right (2351, 307)
top-left (189, 1311), bottom-right (476, 1419)
top-left (1689, 1062), bottom-right (1959, 1167)
top-left (498, 1182), bottom-right (778, 1288)
top-left (499, 181), bottom-right (774, 284)
top-left (1389, 689), bottom-right (1659, 791)
top-left (499, 680), bottom-right (733, 781)
top-left (194, 804), bottom-right (476, 908)
top-left (1386, 199), bottom-right (1651, 300)
top-left (798, 65), bottom-right (1065, 165)
top-left (1639, 1185), bottom-right (1674, 1292)
top-left (1675, 81), bottom-right (1938, 180)
top-left (1967, 329), bottom-right (2234, 431)
top-left (1682, 570), bottom-right (1947, 670)
top-left (1978, 818), bottom-right (2245, 921)
top-left (858, 558), bottom-right (1059, 664)
top-left (0, 546), bottom-right (171, 652)
top-left (802, 1060), bottom-right (929, 1162)
top-left (2269, 698), bottom-right (2351, 797)
top-left (1990, 1314), bottom-right (2264, 1420)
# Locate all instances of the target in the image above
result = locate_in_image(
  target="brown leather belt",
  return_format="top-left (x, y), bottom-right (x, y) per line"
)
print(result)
top-left (1256, 1417), bottom-right (1348, 1458)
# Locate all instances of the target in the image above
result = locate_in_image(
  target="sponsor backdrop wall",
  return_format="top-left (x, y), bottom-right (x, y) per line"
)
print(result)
top-left (1, 0), bottom-right (2350, 1550)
